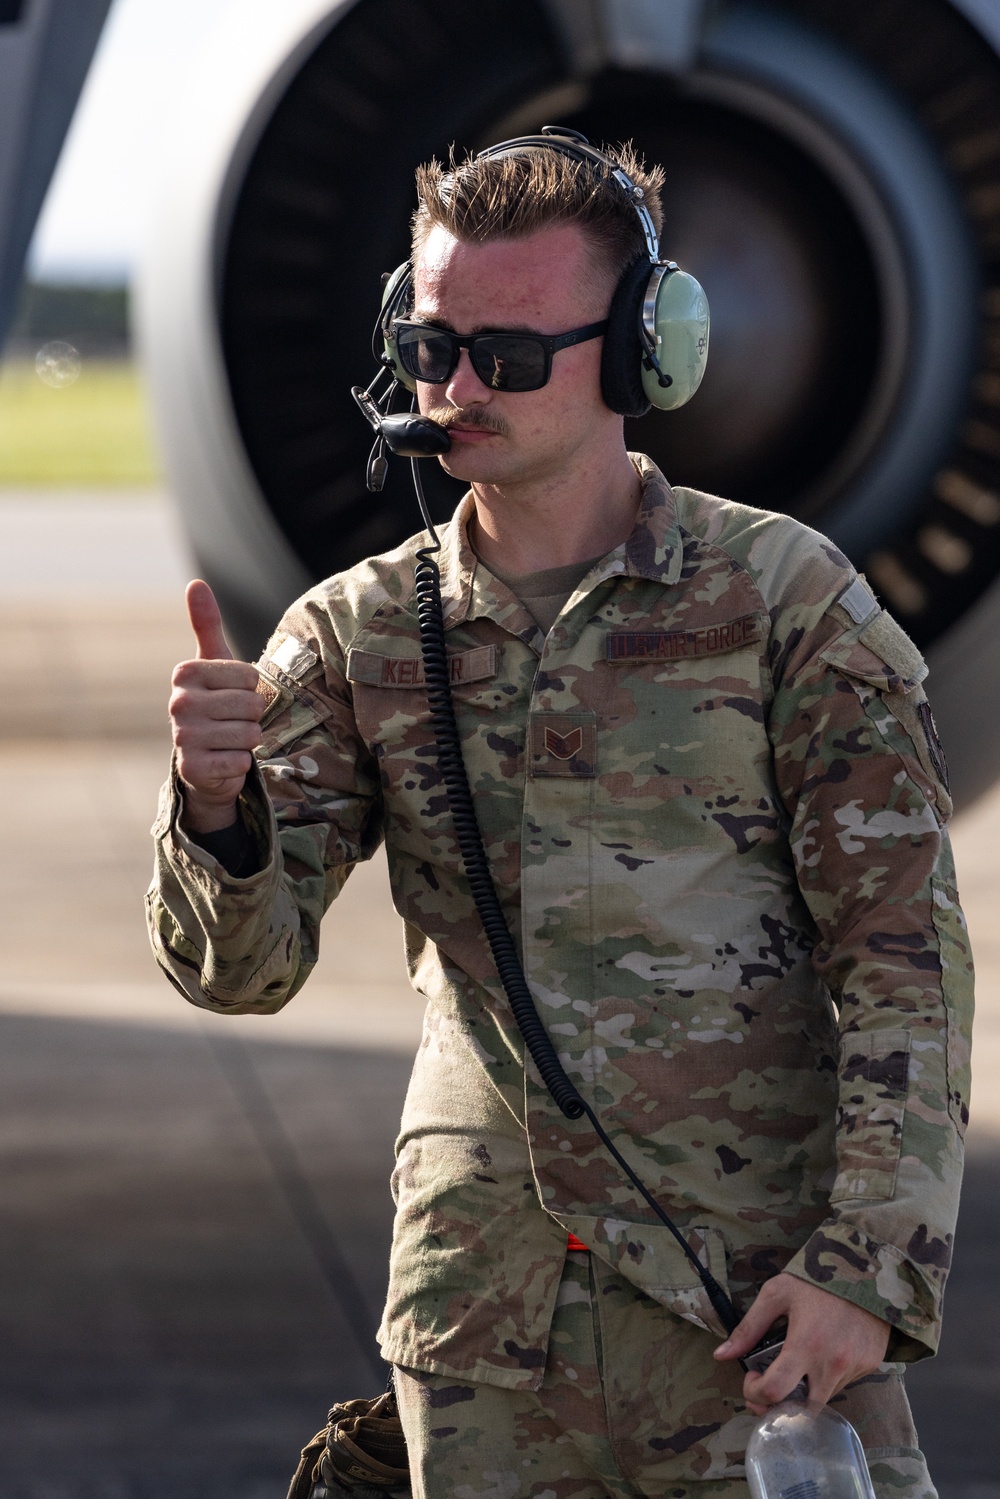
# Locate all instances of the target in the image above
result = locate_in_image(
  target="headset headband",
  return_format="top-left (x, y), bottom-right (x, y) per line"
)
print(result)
top-left (474, 126), bottom-right (662, 264)
top-left (371, 125), bottom-right (709, 417)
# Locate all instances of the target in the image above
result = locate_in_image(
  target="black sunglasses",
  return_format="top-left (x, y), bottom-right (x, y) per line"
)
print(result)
top-left (393, 318), bottom-right (609, 393)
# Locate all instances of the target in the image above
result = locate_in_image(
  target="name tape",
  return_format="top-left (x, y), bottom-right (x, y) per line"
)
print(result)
top-left (347, 644), bottom-right (498, 688)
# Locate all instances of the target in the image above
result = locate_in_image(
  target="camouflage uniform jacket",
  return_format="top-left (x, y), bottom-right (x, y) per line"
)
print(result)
top-left (148, 454), bottom-right (973, 1391)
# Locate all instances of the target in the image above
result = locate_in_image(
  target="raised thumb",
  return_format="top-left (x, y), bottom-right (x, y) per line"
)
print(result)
top-left (186, 579), bottom-right (234, 661)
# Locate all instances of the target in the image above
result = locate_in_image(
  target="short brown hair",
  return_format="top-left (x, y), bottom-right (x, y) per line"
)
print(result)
top-left (411, 140), bottom-right (665, 286)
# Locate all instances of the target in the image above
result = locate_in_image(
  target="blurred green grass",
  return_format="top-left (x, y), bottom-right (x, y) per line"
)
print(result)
top-left (0, 359), bottom-right (161, 486)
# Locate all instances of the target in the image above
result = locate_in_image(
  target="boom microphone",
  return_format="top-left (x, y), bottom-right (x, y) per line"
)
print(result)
top-left (351, 379), bottom-right (451, 491)
top-left (379, 412), bottom-right (451, 457)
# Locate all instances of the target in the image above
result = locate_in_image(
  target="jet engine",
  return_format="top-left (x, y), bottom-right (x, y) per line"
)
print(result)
top-left (138, 0), bottom-right (1000, 806)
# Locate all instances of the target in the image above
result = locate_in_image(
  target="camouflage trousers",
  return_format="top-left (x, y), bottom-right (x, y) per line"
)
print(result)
top-left (394, 1251), bottom-right (936, 1499)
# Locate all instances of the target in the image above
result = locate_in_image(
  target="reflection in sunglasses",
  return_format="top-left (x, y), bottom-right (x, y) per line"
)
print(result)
top-left (394, 318), bottom-right (609, 394)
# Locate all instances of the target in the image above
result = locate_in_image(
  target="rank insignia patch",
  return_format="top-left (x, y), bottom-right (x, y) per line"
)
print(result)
top-left (529, 712), bottom-right (597, 778)
top-left (544, 726), bottom-right (583, 760)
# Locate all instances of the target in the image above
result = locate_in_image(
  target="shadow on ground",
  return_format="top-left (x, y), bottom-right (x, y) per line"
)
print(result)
top-left (0, 1011), bottom-right (993, 1499)
top-left (0, 1013), bottom-right (409, 1499)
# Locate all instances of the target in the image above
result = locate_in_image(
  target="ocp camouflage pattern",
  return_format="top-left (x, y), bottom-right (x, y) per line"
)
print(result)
top-left (148, 454), bottom-right (974, 1392)
top-left (394, 1252), bottom-right (936, 1498)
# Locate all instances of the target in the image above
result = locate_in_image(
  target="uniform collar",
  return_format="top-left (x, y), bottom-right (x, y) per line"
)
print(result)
top-left (436, 451), bottom-right (683, 637)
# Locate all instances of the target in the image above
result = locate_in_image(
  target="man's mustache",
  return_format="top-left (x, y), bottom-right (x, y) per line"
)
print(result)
top-left (426, 407), bottom-right (510, 437)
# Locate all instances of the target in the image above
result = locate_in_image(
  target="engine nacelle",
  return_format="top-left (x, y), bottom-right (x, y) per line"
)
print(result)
top-left (138, 0), bottom-right (1000, 807)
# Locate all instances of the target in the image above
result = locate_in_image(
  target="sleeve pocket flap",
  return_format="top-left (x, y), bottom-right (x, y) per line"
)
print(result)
top-left (831, 1029), bottom-right (911, 1204)
top-left (254, 667), bottom-right (328, 753)
top-left (820, 612), bottom-right (927, 694)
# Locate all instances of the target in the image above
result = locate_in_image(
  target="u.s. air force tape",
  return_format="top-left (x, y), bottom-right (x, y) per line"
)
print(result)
top-left (606, 614), bottom-right (763, 661)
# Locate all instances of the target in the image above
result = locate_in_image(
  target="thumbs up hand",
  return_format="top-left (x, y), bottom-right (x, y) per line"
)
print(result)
top-left (187, 576), bottom-right (234, 663)
top-left (170, 580), bottom-right (265, 832)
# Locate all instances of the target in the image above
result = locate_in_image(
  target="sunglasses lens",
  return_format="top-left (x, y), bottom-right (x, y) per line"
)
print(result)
top-left (396, 324), bottom-right (455, 383)
top-left (395, 324), bottom-right (550, 390)
top-left (471, 336), bottom-right (547, 392)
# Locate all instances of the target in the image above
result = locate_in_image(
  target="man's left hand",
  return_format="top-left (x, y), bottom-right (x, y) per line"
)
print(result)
top-left (713, 1272), bottom-right (891, 1413)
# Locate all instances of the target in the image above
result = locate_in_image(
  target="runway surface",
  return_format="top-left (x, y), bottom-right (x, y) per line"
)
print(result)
top-left (1, 491), bottom-right (998, 1497)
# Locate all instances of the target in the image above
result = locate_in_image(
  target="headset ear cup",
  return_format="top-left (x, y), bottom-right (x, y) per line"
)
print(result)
top-left (379, 262), bottom-right (416, 392)
top-left (600, 256), bottom-right (653, 418)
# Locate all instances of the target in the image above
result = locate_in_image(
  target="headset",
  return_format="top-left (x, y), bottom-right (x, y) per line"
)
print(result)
top-left (352, 125), bottom-right (710, 484)
top-left (349, 133), bottom-right (790, 1384)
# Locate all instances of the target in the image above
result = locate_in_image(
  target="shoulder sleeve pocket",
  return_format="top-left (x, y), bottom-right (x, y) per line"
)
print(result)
top-left (857, 612), bottom-right (927, 687)
top-left (870, 684), bottom-right (952, 823)
top-left (819, 613), bottom-right (951, 821)
top-left (819, 610), bottom-right (927, 694)
top-left (254, 664), bottom-right (330, 755)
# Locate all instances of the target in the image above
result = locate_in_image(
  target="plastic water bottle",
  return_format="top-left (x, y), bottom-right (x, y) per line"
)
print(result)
top-left (745, 1399), bottom-right (877, 1499)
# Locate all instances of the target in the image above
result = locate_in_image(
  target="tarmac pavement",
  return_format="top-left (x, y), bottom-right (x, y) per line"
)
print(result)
top-left (1, 491), bottom-right (998, 1497)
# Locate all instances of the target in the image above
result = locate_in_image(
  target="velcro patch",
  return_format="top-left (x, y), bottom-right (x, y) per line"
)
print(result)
top-left (528, 712), bottom-right (596, 778)
top-left (346, 644), bottom-right (498, 689)
top-left (267, 635), bottom-right (319, 681)
top-left (858, 611), bottom-right (927, 687)
top-left (838, 576), bottom-right (879, 625)
top-left (607, 614), bottom-right (763, 662)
